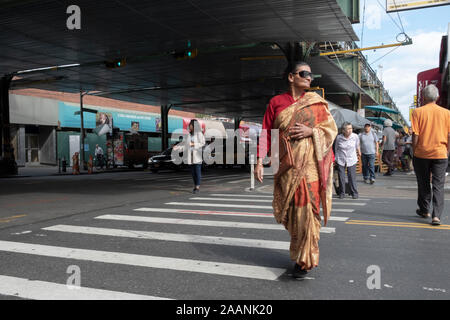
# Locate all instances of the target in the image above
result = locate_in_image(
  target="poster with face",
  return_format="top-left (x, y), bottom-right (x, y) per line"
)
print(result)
top-left (95, 112), bottom-right (113, 136)
top-left (131, 121), bottom-right (140, 132)
top-left (155, 117), bottom-right (162, 132)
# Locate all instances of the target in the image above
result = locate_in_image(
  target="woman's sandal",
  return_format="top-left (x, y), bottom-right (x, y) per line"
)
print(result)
top-left (431, 218), bottom-right (441, 226)
top-left (416, 209), bottom-right (430, 218)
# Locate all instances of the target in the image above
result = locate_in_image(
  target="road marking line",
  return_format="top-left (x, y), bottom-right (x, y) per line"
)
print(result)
top-left (94, 214), bottom-right (337, 233)
top-left (333, 198), bottom-right (370, 201)
top-left (0, 214), bottom-right (27, 224)
top-left (167, 202), bottom-right (273, 209)
top-left (227, 179), bottom-right (251, 184)
top-left (0, 275), bottom-right (169, 300)
top-left (43, 225), bottom-right (292, 249)
top-left (166, 202), bottom-right (354, 212)
top-left (96, 215), bottom-right (284, 230)
top-left (191, 197), bottom-right (272, 203)
top-left (331, 202), bottom-right (366, 206)
top-left (190, 197), bottom-right (366, 206)
top-left (346, 220), bottom-right (450, 230)
top-left (327, 216), bottom-right (350, 221)
top-left (0, 240), bottom-right (285, 281)
top-left (210, 194), bottom-right (274, 198)
top-left (133, 208), bottom-right (348, 221)
top-left (134, 207), bottom-right (274, 217)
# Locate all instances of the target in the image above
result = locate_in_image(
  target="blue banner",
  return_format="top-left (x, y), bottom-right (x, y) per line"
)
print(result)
top-left (58, 102), bottom-right (183, 133)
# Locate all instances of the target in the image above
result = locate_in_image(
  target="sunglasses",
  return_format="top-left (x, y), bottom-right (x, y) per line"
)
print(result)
top-left (292, 71), bottom-right (314, 79)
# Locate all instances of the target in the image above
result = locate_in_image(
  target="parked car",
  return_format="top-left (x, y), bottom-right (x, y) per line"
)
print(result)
top-left (148, 147), bottom-right (184, 173)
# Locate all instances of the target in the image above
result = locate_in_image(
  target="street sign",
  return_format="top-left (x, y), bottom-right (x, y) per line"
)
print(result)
top-left (386, 0), bottom-right (450, 12)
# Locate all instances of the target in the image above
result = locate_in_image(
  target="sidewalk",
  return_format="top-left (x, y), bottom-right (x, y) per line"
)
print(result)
top-left (256, 169), bottom-right (450, 198)
top-left (0, 164), bottom-right (136, 178)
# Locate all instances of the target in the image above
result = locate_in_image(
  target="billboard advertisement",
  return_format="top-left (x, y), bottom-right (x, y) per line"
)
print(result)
top-left (58, 102), bottom-right (183, 133)
top-left (386, 0), bottom-right (450, 12)
top-left (94, 112), bottom-right (113, 136)
top-left (417, 68), bottom-right (442, 107)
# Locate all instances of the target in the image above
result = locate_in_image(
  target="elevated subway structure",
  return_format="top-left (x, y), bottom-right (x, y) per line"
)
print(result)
top-left (0, 0), bottom-right (378, 174)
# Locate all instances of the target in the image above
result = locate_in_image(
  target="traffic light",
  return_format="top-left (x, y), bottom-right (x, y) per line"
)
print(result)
top-left (172, 48), bottom-right (198, 60)
top-left (105, 58), bottom-right (127, 69)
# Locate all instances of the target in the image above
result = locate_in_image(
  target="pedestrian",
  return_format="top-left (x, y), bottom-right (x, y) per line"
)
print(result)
top-left (411, 84), bottom-right (450, 226)
top-left (254, 61), bottom-right (337, 278)
top-left (395, 130), bottom-right (407, 171)
top-left (335, 122), bottom-right (361, 199)
top-left (403, 128), bottom-right (414, 173)
top-left (187, 119), bottom-right (205, 194)
top-left (359, 123), bottom-right (378, 184)
top-left (381, 119), bottom-right (398, 176)
top-left (94, 144), bottom-right (104, 169)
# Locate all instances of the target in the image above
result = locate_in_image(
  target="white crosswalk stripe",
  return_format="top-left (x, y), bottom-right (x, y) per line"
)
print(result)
top-left (0, 240), bottom-right (286, 281)
top-left (210, 194), bottom-right (274, 198)
top-left (43, 224), bottom-right (293, 249)
top-left (94, 214), bottom-right (337, 233)
top-left (167, 202), bottom-right (355, 212)
top-left (132, 208), bottom-right (348, 222)
top-left (190, 197), bottom-right (366, 206)
top-left (0, 275), bottom-right (170, 300)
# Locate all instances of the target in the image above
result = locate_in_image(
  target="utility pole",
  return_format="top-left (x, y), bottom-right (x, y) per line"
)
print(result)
top-left (80, 89), bottom-right (86, 170)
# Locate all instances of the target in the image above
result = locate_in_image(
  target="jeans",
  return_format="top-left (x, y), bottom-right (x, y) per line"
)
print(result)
top-left (413, 157), bottom-right (448, 219)
top-left (190, 164), bottom-right (202, 187)
top-left (336, 164), bottom-right (358, 197)
top-left (361, 153), bottom-right (375, 180)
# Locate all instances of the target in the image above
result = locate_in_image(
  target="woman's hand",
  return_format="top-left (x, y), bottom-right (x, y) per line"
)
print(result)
top-left (254, 162), bottom-right (264, 183)
top-left (289, 123), bottom-right (313, 140)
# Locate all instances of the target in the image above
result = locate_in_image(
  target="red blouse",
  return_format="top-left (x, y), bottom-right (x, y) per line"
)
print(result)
top-left (258, 91), bottom-right (306, 158)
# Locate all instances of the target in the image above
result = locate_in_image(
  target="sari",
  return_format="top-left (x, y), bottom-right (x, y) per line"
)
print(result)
top-left (272, 92), bottom-right (337, 270)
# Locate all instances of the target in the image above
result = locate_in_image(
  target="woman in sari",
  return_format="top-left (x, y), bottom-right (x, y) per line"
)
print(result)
top-left (255, 61), bottom-right (337, 278)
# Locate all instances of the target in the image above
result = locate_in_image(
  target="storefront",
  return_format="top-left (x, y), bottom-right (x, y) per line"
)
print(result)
top-left (9, 94), bottom-right (58, 167)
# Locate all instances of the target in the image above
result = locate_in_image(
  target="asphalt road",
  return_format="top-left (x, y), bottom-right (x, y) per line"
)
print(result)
top-left (0, 166), bottom-right (449, 301)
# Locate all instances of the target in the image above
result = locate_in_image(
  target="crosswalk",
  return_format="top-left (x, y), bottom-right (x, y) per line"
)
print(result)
top-left (0, 186), bottom-right (368, 300)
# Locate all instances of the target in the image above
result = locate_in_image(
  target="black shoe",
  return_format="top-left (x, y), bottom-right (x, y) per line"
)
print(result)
top-left (416, 209), bottom-right (430, 218)
top-left (352, 194), bottom-right (359, 199)
top-left (193, 188), bottom-right (200, 194)
top-left (339, 194), bottom-right (345, 199)
top-left (292, 264), bottom-right (308, 278)
top-left (383, 172), bottom-right (392, 176)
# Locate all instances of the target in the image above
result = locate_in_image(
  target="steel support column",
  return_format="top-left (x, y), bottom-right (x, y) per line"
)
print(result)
top-left (80, 90), bottom-right (87, 170)
top-left (161, 105), bottom-right (172, 151)
top-left (0, 75), bottom-right (17, 175)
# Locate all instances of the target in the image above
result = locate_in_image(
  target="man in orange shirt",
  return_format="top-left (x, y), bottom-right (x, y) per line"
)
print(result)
top-left (411, 84), bottom-right (450, 226)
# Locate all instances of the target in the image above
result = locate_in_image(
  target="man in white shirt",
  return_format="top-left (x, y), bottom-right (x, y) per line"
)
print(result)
top-left (335, 122), bottom-right (361, 199)
top-left (94, 144), bottom-right (104, 169)
top-left (359, 123), bottom-right (379, 184)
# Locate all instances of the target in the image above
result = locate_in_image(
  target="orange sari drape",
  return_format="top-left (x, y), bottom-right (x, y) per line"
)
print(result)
top-left (272, 92), bottom-right (337, 270)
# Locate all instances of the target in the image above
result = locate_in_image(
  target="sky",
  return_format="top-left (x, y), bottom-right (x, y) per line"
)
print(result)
top-left (351, 0), bottom-right (450, 125)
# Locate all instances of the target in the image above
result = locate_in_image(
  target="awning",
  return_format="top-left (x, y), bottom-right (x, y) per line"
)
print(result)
top-left (330, 108), bottom-right (373, 130)
top-left (365, 105), bottom-right (400, 114)
top-left (3, 0), bottom-right (359, 122)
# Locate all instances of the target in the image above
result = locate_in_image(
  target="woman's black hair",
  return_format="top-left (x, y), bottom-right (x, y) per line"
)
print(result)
top-left (284, 61), bottom-right (310, 84)
top-left (189, 119), bottom-right (200, 134)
